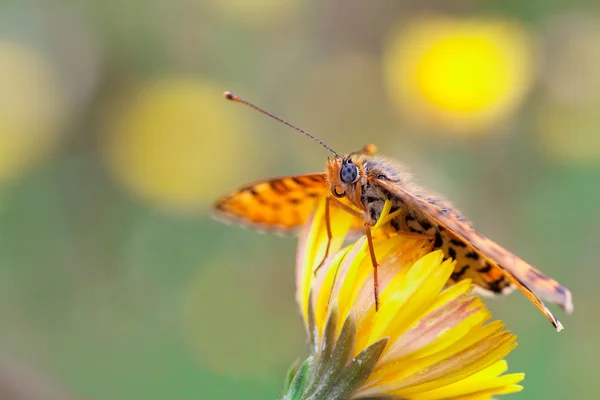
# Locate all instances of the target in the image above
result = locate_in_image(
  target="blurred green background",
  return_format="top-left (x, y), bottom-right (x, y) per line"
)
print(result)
top-left (0, 0), bottom-right (598, 399)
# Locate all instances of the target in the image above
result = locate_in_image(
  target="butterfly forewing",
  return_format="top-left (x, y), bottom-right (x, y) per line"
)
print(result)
top-left (374, 178), bottom-right (573, 331)
top-left (214, 173), bottom-right (364, 233)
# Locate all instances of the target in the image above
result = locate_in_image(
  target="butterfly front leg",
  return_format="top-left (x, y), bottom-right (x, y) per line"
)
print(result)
top-left (317, 197), bottom-right (382, 312)
top-left (313, 195), bottom-right (364, 275)
top-left (363, 221), bottom-right (380, 311)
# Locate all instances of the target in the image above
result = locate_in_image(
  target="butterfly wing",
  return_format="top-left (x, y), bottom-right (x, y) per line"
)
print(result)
top-left (214, 173), bottom-right (364, 233)
top-left (374, 178), bottom-right (573, 331)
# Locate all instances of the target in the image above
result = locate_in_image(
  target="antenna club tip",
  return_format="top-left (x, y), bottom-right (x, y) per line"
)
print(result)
top-left (223, 91), bottom-right (236, 101)
top-left (224, 91), bottom-right (244, 103)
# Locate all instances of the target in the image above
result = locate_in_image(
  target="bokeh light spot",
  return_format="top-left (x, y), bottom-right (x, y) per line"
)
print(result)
top-left (384, 16), bottom-right (534, 135)
top-left (417, 36), bottom-right (511, 113)
top-left (0, 39), bottom-right (66, 182)
top-left (102, 78), bottom-right (254, 213)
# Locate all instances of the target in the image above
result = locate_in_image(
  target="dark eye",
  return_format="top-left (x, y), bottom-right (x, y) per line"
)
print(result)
top-left (340, 162), bottom-right (359, 183)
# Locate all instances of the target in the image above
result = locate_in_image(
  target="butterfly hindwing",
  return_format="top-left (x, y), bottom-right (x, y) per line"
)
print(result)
top-left (374, 178), bottom-right (573, 331)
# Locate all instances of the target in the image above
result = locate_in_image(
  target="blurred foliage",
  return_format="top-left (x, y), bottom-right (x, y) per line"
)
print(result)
top-left (0, 0), bottom-right (598, 399)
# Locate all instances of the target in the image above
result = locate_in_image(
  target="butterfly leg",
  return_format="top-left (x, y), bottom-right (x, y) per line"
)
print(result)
top-left (364, 221), bottom-right (380, 311)
top-left (328, 195), bottom-right (364, 217)
top-left (327, 198), bottom-right (384, 310)
top-left (314, 196), bottom-right (363, 275)
top-left (313, 196), bottom-right (334, 276)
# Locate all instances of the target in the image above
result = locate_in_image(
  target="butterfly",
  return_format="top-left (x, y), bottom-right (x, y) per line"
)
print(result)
top-left (214, 92), bottom-right (573, 331)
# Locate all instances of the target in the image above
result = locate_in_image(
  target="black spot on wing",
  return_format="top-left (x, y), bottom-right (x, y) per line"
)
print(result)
top-left (487, 277), bottom-right (507, 293)
top-left (245, 187), bottom-right (266, 204)
top-left (477, 263), bottom-right (492, 273)
top-left (450, 238), bottom-right (467, 248)
top-left (451, 265), bottom-right (470, 281)
top-left (447, 246), bottom-right (457, 260)
top-left (465, 251), bottom-right (480, 260)
top-left (420, 219), bottom-right (433, 230)
top-left (269, 180), bottom-right (288, 194)
top-left (434, 232), bottom-right (443, 248)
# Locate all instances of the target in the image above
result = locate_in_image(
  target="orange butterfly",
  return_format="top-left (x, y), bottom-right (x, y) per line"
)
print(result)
top-left (214, 92), bottom-right (573, 331)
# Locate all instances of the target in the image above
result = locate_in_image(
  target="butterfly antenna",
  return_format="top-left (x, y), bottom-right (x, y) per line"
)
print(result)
top-left (224, 91), bottom-right (339, 158)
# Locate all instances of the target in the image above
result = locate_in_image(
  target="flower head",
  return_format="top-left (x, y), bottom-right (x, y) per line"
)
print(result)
top-left (284, 199), bottom-right (524, 399)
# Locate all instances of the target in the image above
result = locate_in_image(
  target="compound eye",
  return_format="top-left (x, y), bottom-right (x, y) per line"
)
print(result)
top-left (340, 162), bottom-right (359, 183)
top-left (332, 187), bottom-right (345, 198)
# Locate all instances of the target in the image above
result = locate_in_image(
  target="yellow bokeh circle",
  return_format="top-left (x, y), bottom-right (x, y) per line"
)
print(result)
top-left (384, 16), bottom-right (534, 135)
top-left (102, 79), bottom-right (253, 212)
top-left (0, 39), bottom-right (66, 181)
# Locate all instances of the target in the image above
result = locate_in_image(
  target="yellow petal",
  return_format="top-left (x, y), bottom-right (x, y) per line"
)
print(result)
top-left (363, 314), bottom-right (504, 393)
top-left (368, 252), bottom-right (453, 346)
top-left (410, 360), bottom-right (524, 399)
top-left (391, 333), bottom-right (517, 395)
top-left (296, 199), bottom-right (354, 326)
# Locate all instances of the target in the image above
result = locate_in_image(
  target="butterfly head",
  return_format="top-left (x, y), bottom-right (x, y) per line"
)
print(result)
top-left (326, 144), bottom-right (376, 206)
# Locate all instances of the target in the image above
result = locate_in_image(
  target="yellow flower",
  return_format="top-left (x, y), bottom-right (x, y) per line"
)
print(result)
top-left (384, 15), bottom-right (534, 135)
top-left (285, 200), bottom-right (524, 399)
